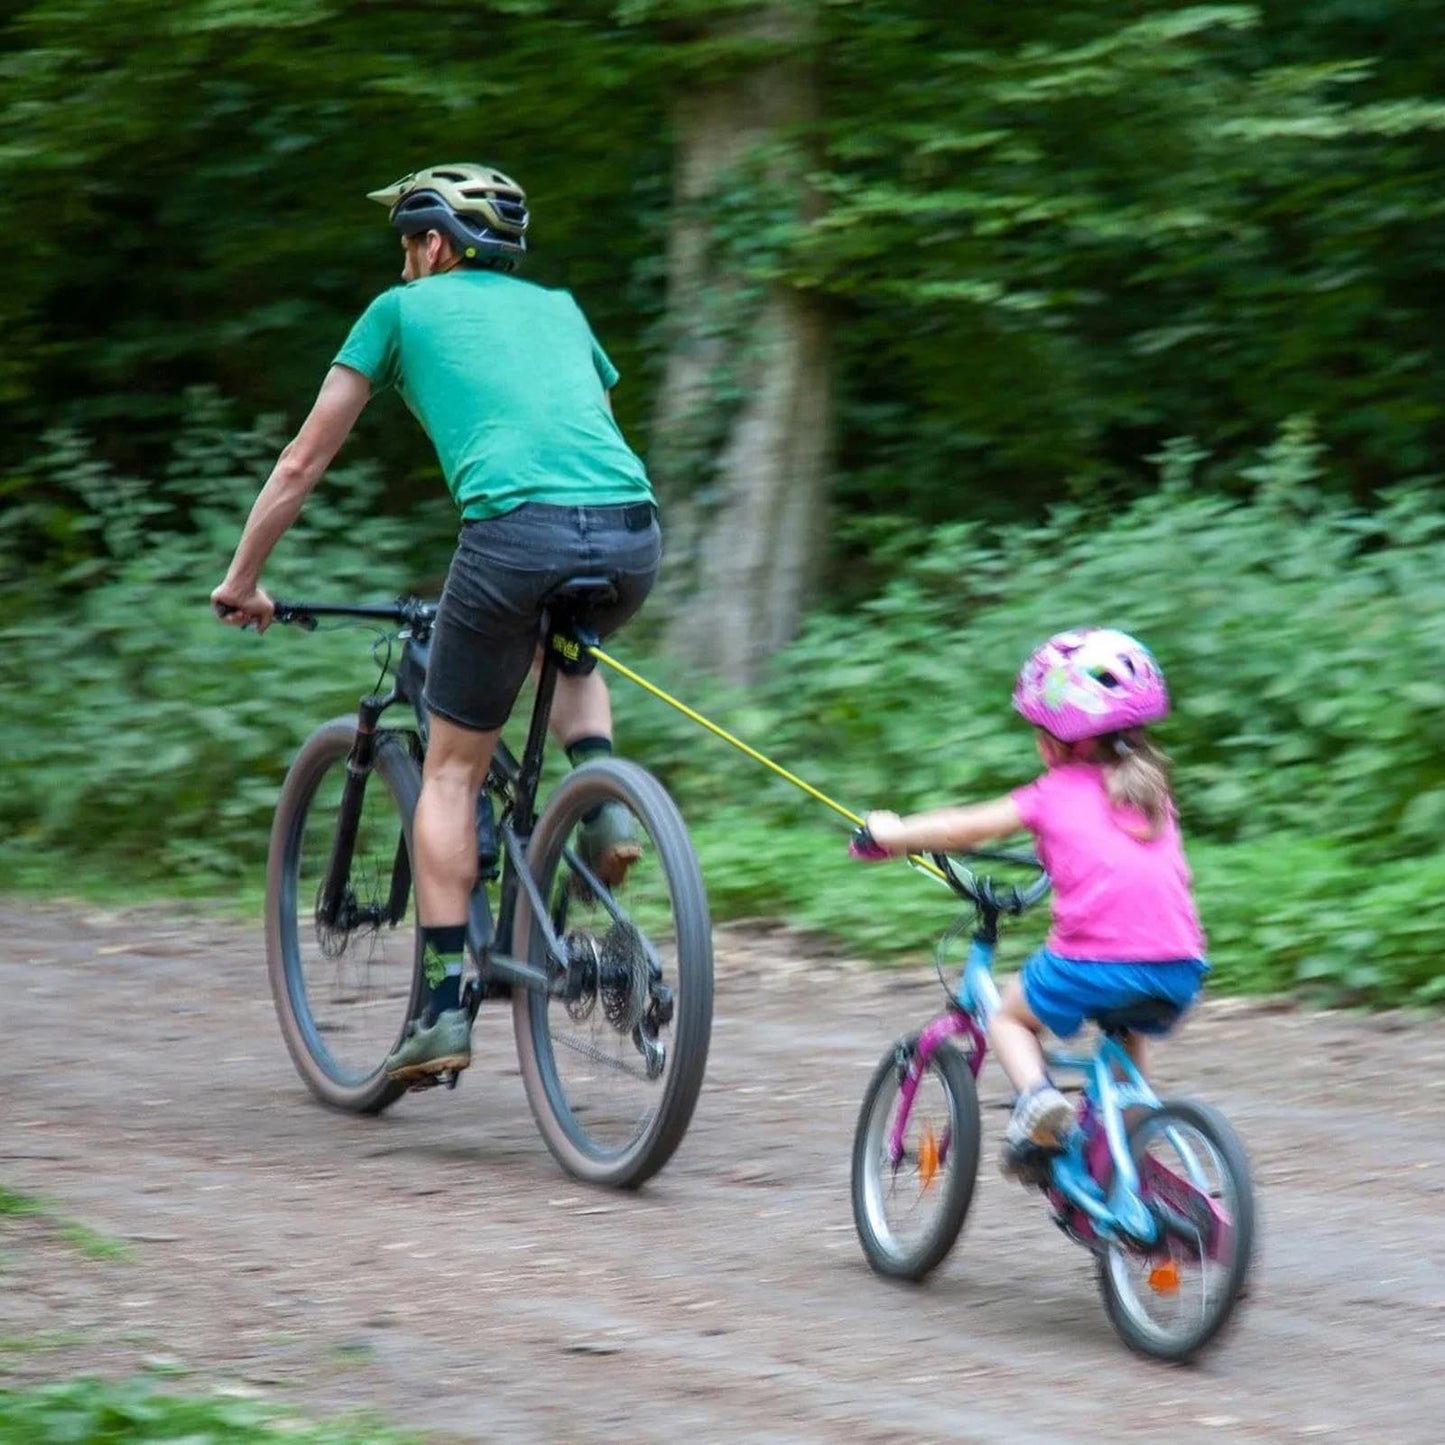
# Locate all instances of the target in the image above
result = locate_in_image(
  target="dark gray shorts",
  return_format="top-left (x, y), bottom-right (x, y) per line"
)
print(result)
top-left (424, 501), bottom-right (661, 733)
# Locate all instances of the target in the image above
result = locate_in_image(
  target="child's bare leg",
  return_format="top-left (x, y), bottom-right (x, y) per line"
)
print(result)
top-left (1117, 1031), bottom-right (1154, 1131)
top-left (989, 976), bottom-right (1051, 1095)
top-left (1123, 1031), bottom-right (1148, 1076)
top-left (991, 976), bottom-right (1073, 1166)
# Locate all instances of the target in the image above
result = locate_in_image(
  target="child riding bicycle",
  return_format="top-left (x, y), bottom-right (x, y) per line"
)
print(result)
top-left (863, 627), bottom-right (1208, 1177)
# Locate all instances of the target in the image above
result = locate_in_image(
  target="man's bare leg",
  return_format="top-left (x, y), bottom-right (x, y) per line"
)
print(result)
top-left (387, 714), bottom-right (499, 1081)
top-left (545, 665), bottom-right (639, 887)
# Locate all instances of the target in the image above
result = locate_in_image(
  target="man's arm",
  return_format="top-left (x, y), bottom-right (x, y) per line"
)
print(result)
top-left (212, 365), bottom-right (372, 630)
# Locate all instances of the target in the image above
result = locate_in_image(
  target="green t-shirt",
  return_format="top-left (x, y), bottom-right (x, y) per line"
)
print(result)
top-left (333, 269), bottom-right (654, 520)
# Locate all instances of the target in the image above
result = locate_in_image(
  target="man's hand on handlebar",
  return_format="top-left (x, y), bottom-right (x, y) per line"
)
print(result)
top-left (211, 581), bottom-right (275, 633)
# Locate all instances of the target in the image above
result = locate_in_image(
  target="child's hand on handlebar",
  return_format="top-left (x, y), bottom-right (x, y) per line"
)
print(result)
top-left (850, 811), bottom-right (906, 861)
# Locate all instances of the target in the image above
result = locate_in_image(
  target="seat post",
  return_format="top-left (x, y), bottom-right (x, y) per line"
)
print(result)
top-left (511, 575), bottom-right (619, 834)
top-left (512, 608), bottom-right (562, 837)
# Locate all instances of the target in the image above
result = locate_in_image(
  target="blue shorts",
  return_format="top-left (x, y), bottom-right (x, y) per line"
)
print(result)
top-left (1020, 950), bottom-right (1207, 1040)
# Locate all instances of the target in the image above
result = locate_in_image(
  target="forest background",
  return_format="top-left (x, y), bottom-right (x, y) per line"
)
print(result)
top-left (4, 0), bottom-right (1445, 1004)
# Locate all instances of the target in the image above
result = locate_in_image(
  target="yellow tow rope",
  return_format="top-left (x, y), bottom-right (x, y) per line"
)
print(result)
top-left (588, 645), bottom-right (949, 886)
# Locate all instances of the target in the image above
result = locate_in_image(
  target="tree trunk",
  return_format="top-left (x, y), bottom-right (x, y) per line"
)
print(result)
top-left (650, 12), bottom-right (830, 686)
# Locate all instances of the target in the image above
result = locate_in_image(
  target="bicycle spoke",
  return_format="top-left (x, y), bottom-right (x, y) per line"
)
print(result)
top-left (269, 723), bottom-right (421, 1110)
top-left (512, 758), bottom-right (712, 1187)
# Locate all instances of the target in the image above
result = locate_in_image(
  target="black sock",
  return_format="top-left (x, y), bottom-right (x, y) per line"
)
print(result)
top-left (421, 924), bottom-right (467, 1018)
top-left (566, 736), bottom-right (612, 822)
top-left (566, 735), bottom-right (612, 768)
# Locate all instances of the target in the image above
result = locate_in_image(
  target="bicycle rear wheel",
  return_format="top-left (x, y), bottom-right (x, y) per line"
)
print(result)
top-left (266, 717), bottom-right (424, 1114)
top-left (511, 758), bottom-right (712, 1188)
top-left (1097, 1098), bottom-right (1255, 1362)
top-left (851, 1039), bottom-right (981, 1281)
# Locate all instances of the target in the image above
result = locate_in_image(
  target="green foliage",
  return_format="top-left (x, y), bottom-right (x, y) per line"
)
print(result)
top-left (5, 0), bottom-right (1445, 526)
top-left (0, 1187), bottom-right (44, 1219)
top-left (0, 1186), bottom-right (132, 1263)
top-left (685, 815), bottom-right (1445, 1006)
top-left (7, 408), bottom-right (1440, 1006)
top-left (0, 1377), bottom-right (411, 1443)
top-left (6, 1), bottom-right (1445, 1010)
top-left (0, 393), bottom-right (455, 887)
top-left (0, 0), bottom-right (668, 478)
top-left (606, 420), bottom-right (1445, 1005)
top-left (807, 2), bottom-right (1445, 519)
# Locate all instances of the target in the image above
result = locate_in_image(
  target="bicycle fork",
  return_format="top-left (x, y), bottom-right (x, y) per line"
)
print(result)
top-left (887, 1008), bottom-right (987, 1169)
top-left (316, 695), bottom-right (410, 933)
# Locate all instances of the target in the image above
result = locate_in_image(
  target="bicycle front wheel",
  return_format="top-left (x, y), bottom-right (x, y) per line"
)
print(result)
top-left (1097, 1098), bottom-right (1255, 1362)
top-left (266, 717), bottom-right (424, 1115)
top-left (851, 1038), bottom-right (981, 1281)
top-left (512, 758), bottom-right (713, 1188)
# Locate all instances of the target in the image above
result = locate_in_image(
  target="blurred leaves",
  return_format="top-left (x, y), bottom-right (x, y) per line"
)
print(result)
top-left (0, 1376), bottom-right (411, 1441)
top-left (5, 4), bottom-right (1445, 1009)
top-left (606, 418), bottom-right (1445, 1005)
top-left (9, 404), bottom-right (1440, 1003)
top-left (4, 2), bottom-right (1445, 516)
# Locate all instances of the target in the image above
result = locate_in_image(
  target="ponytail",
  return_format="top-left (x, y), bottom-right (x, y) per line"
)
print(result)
top-left (1100, 729), bottom-right (1173, 841)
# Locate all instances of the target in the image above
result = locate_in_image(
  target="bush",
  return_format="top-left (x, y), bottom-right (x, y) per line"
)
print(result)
top-left (1, 394), bottom-right (455, 889)
top-left (4, 410), bottom-right (1443, 1006)
top-left (611, 418), bottom-right (1445, 1005)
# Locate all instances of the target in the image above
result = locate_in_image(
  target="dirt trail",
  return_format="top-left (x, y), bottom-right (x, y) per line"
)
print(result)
top-left (3, 900), bottom-right (1444, 1443)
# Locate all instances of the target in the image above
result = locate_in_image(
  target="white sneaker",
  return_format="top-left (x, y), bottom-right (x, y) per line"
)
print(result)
top-left (1004, 1085), bottom-right (1074, 1150)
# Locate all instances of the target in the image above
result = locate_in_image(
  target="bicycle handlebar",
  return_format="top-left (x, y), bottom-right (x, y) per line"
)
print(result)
top-left (268, 597), bottom-right (439, 632)
top-left (931, 849), bottom-right (1051, 916)
top-left (850, 827), bottom-right (1050, 917)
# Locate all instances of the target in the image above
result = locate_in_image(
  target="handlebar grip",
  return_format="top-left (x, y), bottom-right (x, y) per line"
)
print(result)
top-left (849, 827), bottom-right (891, 862)
top-left (213, 599), bottom-right (261, 632)
top-left (270, 602), bottom-right (318, 632)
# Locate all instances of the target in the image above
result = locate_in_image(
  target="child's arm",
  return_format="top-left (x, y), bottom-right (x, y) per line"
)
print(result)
top-left (864, 796), bottom-right (1024, 856)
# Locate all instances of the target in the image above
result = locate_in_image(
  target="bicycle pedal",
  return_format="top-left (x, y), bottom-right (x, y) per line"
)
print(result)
top-left (1000, 1139), bottom-right (1058, 1187)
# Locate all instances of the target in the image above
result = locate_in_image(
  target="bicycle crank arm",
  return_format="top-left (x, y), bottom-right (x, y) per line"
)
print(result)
top-left (476, 950), bottom-right (562, 996)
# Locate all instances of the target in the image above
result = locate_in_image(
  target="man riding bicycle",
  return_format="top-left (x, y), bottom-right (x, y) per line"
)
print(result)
top-left (212, 162), bottom-right (661, 1085)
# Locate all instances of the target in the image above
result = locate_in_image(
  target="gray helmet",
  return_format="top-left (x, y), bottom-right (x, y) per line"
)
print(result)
top-left (367, 163), bottom-right (528, 270)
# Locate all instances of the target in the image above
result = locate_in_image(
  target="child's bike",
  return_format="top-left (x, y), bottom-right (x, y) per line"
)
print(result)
top-left (848, 836), bottom-right (1254, 1362)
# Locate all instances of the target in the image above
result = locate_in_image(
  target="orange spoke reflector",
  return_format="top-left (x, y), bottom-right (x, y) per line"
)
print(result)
top-left (917, 1127), bottom-right (940, 1190)
top-left (1148, 1259), bottom-right (1181, 1295)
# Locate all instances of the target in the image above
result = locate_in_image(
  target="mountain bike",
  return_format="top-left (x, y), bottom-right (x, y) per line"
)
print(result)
top-left (258, 580), bottom-right (713, 1189)
top-left (848, 835), bottom-right (1254, 1361)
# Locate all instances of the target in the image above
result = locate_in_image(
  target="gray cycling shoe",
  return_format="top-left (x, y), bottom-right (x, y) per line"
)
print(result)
top-left (576, 801), bottom-right (642, 890)
top-left (384, 1008), bottom-right (472, 1082)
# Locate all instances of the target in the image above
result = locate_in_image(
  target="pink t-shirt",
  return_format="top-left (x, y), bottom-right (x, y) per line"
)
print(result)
top-left (1011, 763), bottom-right (1205, 962)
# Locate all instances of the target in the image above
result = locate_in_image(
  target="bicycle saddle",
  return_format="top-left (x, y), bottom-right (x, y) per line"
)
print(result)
top-left (542, 574), bottom-right (618, 611)
top-left (1091, 996), bottom-right (1182, 1036)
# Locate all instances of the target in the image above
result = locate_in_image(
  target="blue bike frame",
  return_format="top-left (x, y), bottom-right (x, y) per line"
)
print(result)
top-left (948, 937), bottom-right (1163, 1247)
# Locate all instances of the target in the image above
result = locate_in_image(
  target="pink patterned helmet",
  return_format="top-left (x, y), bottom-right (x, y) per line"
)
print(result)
top-left (1013, 628), bottom-right (1169, 742)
